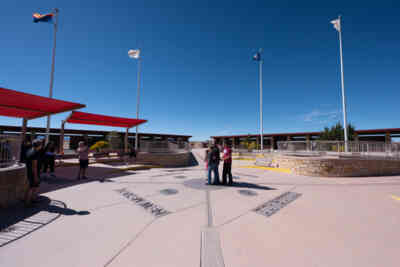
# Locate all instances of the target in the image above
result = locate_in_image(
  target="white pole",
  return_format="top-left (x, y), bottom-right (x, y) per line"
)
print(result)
top-left (338, 15), bottom-right (348, 152)
top-left (259, 51), bottom-right (263, 151)
top-left (45, 8), bottom-right (59, 145)
top-left (135, 57), bottom-right (141, 151)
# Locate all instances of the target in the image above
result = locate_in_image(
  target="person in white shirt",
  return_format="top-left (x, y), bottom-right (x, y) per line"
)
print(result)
top-left (77, 141), bottom-right (89, 180)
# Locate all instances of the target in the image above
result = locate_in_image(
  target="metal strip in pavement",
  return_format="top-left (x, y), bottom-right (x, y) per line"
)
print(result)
top-left (201, 187), bottom-right (225, 267)
top-left (201, 229), bottom-right (225, 267)
top-left (206, 189), bottom-right (213, 227)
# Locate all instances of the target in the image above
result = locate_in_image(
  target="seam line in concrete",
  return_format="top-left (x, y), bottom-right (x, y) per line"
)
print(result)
top-left (103, 219), bottom-right (157, 267)
top-left (89, 201), bottom-right (129, 211)
top-left (174, 202), bottom-right (206, 214)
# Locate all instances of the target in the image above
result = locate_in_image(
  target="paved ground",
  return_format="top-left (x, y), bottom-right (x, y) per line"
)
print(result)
top-left (1, 148), bottom-right (400, 267)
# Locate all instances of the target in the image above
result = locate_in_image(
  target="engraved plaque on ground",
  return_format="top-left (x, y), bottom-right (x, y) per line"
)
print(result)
top-left (115, 188), bottom-right (171, 218)
top-left (253, 192), bottom-right (302, 218)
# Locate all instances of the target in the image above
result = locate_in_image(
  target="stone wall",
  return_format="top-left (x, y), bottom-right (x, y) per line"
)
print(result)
top-left (256, 153), bottom-right (400, 177)
top-left (0, 164), bottom-right (27, 208)
top-left (138, 152), bottom-right (193, 167)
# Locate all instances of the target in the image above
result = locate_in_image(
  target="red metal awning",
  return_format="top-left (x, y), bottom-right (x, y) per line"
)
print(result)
top-left (0, 87), bottom-right (85, 119)
top-left (66, 111), bottom-right (147, 128)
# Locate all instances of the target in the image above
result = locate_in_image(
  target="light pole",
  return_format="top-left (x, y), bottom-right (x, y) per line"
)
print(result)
top-left (331, 15), bottom-right (348, 152)
top-left (45, 8), bottom-right (59, 145)
top-left (128, 49), bottom-right (141, 151)
top-left (253, 49), bottom-right (263, 151)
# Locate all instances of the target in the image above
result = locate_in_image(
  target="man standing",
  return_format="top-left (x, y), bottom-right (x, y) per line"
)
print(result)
top-left (24, 139), bottom-right (42, 207)
top-left (207, 144), bottom-right (220, 185)
top-left (222, 142), bottom-right (233, 185)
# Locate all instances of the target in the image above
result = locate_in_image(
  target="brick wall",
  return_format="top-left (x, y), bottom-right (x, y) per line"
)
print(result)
top-left (138, 152), bottom-right (193, 167)
top-left (0, 164), bottom-right (27, 208)
top-left (256, 154), bottom-right (400, 177)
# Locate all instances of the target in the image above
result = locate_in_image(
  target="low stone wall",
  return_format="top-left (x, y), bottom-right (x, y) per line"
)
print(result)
top-left (137, 152), bottom-right (193, 167)
top-left (256, 153), bottom-right (400, 177)
top-left (0, 164), bottom-right (27, 208)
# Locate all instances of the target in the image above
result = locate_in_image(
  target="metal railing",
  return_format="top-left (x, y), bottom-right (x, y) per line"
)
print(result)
top-left (0, 135), bottom-right (21, 168)
top-left (139, 140), bottom-right (191, 153)
top-left (276, 141), bottom-right (400, 159)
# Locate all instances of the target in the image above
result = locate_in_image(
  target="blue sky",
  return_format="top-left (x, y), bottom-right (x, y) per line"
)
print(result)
top-left (1, 1), bottom-right (399, 141)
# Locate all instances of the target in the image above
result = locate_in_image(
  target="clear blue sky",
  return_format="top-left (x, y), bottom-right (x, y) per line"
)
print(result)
top-left (1, 1), bottom-right (399, 141)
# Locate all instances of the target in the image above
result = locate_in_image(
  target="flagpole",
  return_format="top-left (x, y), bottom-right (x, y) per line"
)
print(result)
top-left (45, 8), bottom-right (59, 145)
top-left (135, 56), bottom-right (141, 151)
top-left (259, 49), bottom-right (263, 151)
top-left (337, 15), bottom-right (348, 152)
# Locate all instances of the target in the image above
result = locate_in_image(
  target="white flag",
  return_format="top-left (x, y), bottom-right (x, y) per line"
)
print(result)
top-left (330, 18), bottom-right (341, 32)
top-left (128, 49), bottom-right (140, 59)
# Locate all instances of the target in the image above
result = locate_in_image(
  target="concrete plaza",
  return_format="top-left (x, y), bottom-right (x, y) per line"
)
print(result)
top-left (1, 149), bottom-right (400, 267)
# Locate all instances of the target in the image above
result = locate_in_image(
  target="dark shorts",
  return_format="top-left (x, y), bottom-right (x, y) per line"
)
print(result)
top-left (27, 173), bottom-right (40, 188)
top-left (79, 159), bottom-right (89, 169)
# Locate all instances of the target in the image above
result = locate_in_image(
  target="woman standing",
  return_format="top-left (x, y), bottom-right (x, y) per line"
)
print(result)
top-left (77, 141), bottom-right (89, 180)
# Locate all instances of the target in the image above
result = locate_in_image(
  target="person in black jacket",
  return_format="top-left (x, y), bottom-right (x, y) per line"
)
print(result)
top-left (207, 144), bottom-right (221, 185)
top-left (20, 137), bottom-right (32, 164)
top-left (24, 139), bottom-right (42, 207)
top-left (43, 141), bottom-right (56, 178)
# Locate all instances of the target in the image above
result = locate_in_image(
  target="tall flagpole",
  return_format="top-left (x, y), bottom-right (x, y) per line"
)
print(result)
top-left (337, 15), bottom-right (348, 152)
top-left (45, 8), bottom-right (59, 145)
top-left (135, 56), bottom-right (141, 151)
top-left (259, 49), bottom-right (263, 151)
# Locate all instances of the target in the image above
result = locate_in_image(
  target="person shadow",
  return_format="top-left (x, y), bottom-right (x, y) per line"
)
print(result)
top-left (0, 196), bottom-right (90, 247)
top-left (223, 181), bottom-right (276, 191)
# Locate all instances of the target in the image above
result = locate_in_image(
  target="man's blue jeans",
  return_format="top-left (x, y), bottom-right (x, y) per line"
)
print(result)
top-left (208, 163), bottom-right (220, 184)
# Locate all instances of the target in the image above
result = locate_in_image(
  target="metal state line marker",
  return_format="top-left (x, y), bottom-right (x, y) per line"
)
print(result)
top-left (201, 188), bottom-right (225, 267)
top-left (253, 191), bottom-right (302, 218)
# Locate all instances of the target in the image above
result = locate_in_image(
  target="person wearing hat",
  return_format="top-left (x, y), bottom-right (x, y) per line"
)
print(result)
top-left (24, 139), bottom-right (42, 206)
top-left (77, 141), bottom-right (90, 180)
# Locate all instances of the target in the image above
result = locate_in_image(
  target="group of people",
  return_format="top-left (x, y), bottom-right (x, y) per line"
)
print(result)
top-left (204, 143), bottom-right (233, 185)
top-left (21, 138), bottom-right (91, 207)
top-left (21, 138), bottom-right (57, 179)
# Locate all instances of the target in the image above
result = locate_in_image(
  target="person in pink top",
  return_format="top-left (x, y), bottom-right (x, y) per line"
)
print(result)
top-left (77, 141), bottom-right (89, 180)
top-left (222, 142), bottom-right (233, 185)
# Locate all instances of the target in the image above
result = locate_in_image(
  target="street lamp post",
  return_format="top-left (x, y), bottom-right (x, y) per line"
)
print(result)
top-left (253, 49), bottom-right (264, 151)
top-left (128, 49), bottom-right (141, 151)
top-left (331, 15), bottom-right (349, 152)
top-left (45, 8), bottom-right (59, 145)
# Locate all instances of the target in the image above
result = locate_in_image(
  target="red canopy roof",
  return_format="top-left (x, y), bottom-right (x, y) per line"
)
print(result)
top-left (0, 87), bottom-right (85, 119)
top-left (66, 111), bottom-right (147, 128)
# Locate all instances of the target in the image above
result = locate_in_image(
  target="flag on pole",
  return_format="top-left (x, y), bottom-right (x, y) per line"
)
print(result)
top-left (33, 13), bottom-right (54, 23)
top-left (128, 49), bottom-right (140, 59)
top-left (330, 18), bottom-right (341, 32)
top-left (253, 52), bottom-right (261, 61)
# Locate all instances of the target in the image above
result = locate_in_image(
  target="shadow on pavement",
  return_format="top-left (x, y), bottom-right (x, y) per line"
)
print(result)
top-left (0, 196), bottom-right (89, 248)
top-left (227, 181), bottom-right (276, 191)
